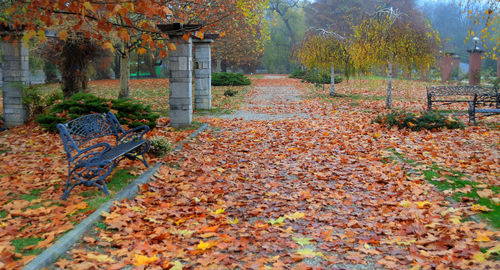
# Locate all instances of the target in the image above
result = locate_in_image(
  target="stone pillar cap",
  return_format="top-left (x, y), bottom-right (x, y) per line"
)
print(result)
top-left (193, 38), bottom-right (214, 43)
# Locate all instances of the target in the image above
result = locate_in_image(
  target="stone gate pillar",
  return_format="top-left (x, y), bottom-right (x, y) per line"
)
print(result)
top-left (168, 35), bottom-right (193, 128)
top-left (441, 53), bottom-right (453, 83)
top-left (193, 39), bottom-right (213, 110)
top-left (1, 33), bottom-right (29, 127)
top-left (468, 49), bottom-right (483, 86)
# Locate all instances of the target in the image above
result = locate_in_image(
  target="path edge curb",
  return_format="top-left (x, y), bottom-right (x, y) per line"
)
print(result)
top-left (23, 122), bottom-right (209, 270)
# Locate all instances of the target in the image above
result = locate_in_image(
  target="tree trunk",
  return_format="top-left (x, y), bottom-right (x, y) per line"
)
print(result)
top-left (216, 59), bottom-right (222, 73)
top-left (221, 60), bottom-right (227, 72)
top-left (330, 66), bottom-right (336, 96)
top-left (386, 62), bottom-right (393, 109)
top-left (119, 48), bottom-right (130, 99)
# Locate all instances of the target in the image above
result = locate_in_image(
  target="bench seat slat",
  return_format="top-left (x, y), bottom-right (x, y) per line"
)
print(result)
top-left (101, 141), bottom-right (146, 161)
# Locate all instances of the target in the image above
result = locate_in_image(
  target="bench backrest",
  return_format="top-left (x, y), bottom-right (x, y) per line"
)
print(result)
top-left (427, 85), bottom-right (497, 97)
top-left (57, 112), bottom-right (124, 153)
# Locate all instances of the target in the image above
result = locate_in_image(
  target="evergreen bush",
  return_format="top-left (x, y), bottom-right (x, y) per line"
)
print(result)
top-left (36, 92), bottom-right (159, 132)
top-left (373, 110), bottom-right (465, 131)
top-left (211, 72), bottom-right (251, 86)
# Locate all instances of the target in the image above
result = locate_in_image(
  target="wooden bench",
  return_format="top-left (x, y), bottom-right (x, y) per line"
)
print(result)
top-left (426, 85), bottom-right (497, 111)
top-left (468, 93), bottom-right (500, 125)
top-left (57, 112), bottom-right (151, 199)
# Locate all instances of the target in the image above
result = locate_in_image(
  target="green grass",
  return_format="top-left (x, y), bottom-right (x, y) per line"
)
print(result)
top-left (384, 148), bottom-right (500, 228)
top-left (172, 121), bottom-right (204, 132)
top-left (11, 237), bottom-right (44, 256)
top-left (77, 169), bottom-right (138, 211)
top-left (21, 189), bottom-right (42, 202)
top-left (95, 221), bottom-right (108, 230)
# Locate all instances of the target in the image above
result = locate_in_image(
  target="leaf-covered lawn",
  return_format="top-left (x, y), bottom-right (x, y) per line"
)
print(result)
top-left (0, 77), bottom-right (248, 268)
top-left (55, 76), bottom-right (499, 269)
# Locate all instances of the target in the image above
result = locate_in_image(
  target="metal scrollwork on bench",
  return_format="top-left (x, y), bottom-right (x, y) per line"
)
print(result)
top-left (426, 85), bottom-right (498, 110)
top-left (57, 112), bottom-right (151, 199)
top-left (468, 93), bottom-right (500, 125)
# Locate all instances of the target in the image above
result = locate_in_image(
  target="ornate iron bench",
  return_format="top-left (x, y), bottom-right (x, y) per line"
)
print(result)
top-left (57, 112), bottom-right (151, 199)
top-left (426, 85), bottom-right (497, 110)
top-left (468, 93), bottom-right (500, 125)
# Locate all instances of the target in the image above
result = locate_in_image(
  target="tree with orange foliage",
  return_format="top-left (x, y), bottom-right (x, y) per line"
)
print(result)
top-left (0, 0), bottom-right (267, 97)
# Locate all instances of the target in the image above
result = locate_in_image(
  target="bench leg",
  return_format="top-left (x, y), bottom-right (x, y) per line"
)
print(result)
top-left (62, 160), bottom-right (114, 200)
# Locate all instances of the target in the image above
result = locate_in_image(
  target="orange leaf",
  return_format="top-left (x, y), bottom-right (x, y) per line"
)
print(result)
top-left (137, 47), bottom-right (147, 55)
top-left (182, 33), bottom-right (190, 42)
top-left (58, 30), bottom-right (68, 41)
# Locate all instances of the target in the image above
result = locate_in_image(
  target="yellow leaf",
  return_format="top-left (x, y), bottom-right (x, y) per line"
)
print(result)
top-left (471, 204), bottom-right (491, 212)
top-left (227, 217), bottom-right (239, 224)
top-left (83, 1), bottom-right (95, 12)
top-left (475, 231), bottom-right (491, 242)
top-left (473, 252), bottom-right (486, 263)
top-left (87, 254), bottom-right (115, 263)
top-left (170, 260), bottom-right (183, 270)
top-left (450, 216), bottom-right (461, 225)
top-left (103, 41), bottom-right (114, 52)
top-left (196, 240), bottom-right (217, 251)
top-left (59, 30), bottom-right (68, 41)
top-left (284, 212), bottom-right (305, 220)
top-left (210, 208), bottom-right (225, 215)
top-left (296, 248), bottom-right (324, 258)
top-left (167, 42), bottom-right (177, 51)
top-left (137, 47), bottom-right (147, 55)
top-left (373, 132), bottom-right (381, 138)
top-left (131, 206), bottom-right (144, 212)
top-left (417, 201), bottom-right (430, 209)
top-left (485, 244), bottom-right (500, 256)
top-left (133, 254), bottom-right (158, 266)
top-left (399, 200), bottom-right (410, 208)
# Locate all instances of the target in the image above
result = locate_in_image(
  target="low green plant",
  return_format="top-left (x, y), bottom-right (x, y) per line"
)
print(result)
top-left (373, 110), bottom-right (465, 131)
top-left (149, 136), bottom-right (172, 158)
top-left (22, 85), bottom-right (63, 119)
top-left (35, 92), bottom-right (159, 132)
top-left (289, 69), bottom-right (306, 79)
top-left (212, 72), bottom-right (251, 86)
top-left (298, 69), bottom-right (343, 85)
top-left (223, 88), bottom-right (238, 97)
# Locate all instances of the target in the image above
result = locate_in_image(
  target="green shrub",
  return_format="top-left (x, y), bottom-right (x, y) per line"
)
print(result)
top-left (299, 69), bottom-right (343, 85)
top-left (373, 110), bottom-right (465, 131)
top-left (223, 88), bottom-right (238, 97)
top-left (22, 85), bottom-right (63, 120)
top-left (212, 72), bottom-right (251, 86)
top-left (35, 93), bottom-right (159, 132)
top-left (149, 136), bottom-right (172, 158)
top-left (290, 69), bottom-right (306, 79)
top-left (111, 98), bottom-right (159, 129)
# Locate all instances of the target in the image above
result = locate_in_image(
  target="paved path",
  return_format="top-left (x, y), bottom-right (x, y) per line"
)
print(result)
top-left (217, 75), bottom-right (312, 120)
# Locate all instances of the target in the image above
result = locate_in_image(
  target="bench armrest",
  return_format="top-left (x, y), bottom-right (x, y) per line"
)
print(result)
top-left (72, 142), bottom-right (112, 165)
top-left (117, 125), bottom-right (150, 143)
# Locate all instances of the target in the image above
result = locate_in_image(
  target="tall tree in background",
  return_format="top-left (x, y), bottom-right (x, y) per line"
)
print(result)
top-left (212, 0), bottom-right (269, 73)
top-left (460, 0), bottom-right (499, 60)
top-left (264, 1), bottom-right (307, 73)
top-left (305, 0), bottom-right (378, 35)
top-left (351, 7), bottom-right (440, 108)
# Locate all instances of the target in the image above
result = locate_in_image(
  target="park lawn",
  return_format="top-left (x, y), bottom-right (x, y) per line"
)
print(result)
top-left (0, 77), bottom-right (247, 268)
top-left (55, 76), bottom-right (499, 269)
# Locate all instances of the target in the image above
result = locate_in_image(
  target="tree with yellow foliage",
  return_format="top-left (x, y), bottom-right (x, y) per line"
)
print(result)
top-left (295, 30), bottom-right (352, 96)
top-left (351, 7), bottom-right (439, 108)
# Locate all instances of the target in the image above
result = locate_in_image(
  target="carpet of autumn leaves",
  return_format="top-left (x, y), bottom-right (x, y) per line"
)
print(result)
top-left (0, 119), bottom-right (197, 269)
top-left (48, 75), bottom-right (500, 269)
